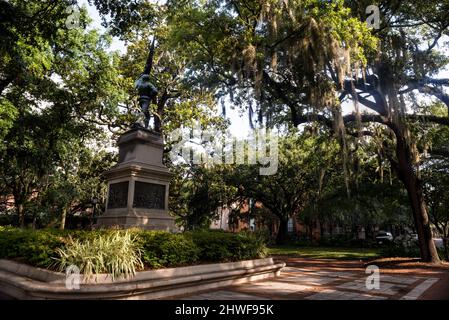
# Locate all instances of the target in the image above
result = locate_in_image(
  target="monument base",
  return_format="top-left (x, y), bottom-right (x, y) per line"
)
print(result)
top-left (97, 213), bottom-right (176, 231)
top-left (96, 129), bottom-right (176, 231)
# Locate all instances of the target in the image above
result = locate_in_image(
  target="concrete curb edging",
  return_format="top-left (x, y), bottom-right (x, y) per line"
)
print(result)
top-left (0, 258), bottom-right (285, 300)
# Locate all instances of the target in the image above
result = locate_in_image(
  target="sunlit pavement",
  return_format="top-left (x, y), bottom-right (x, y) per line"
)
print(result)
top-left (174, 258), bottom-right (448, 300)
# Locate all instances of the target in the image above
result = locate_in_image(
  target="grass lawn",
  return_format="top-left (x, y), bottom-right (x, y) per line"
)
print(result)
top-left (268, 246), bottom-right (382, 260)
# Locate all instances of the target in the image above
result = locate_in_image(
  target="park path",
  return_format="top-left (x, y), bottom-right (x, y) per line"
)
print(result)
top-left (171, 257), bottom-right (449, 300)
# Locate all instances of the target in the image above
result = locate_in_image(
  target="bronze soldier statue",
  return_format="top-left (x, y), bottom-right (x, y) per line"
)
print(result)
top-left (134, 38), bottom-right (158, 130)
top-left (135, 74), bottom-right (158, 129)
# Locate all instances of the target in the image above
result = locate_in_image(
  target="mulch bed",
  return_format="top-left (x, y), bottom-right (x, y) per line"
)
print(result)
top-left (364, 257), bottom-right (449, 271)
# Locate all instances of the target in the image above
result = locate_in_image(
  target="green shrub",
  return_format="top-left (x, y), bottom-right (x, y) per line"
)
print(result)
top-left (379, 234), bottom-right (421, 258)
top-left (380, 241), bottom-right (448, 261)
top-left (0, 228), bottom-right (268, 275)
top-left (349, 238), bottom-right (376, 248)
top-left (53, 231), bottom-right (143, 280)
top-left (135, 231), bottom-right (199, 269)
top-left (319, 234), bottom-right (353, 247)
top-left (380, 243), bottom-right (421, 258)
top-left (293, 238), bottom-right (317, 247)
top-left (0, 228), bottom-right (65, 267)
top-left (189, 230), bottom-right (267, 262)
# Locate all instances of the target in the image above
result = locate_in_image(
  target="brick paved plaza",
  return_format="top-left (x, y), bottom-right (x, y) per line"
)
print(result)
top-left (174, 258), bottom-right (449, 300)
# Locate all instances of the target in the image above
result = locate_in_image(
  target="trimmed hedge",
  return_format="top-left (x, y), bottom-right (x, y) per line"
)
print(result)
top-left (0, 228), bottom-right (267, 271)
top-left (135, 231), bottom-right (200, 269)
top-left (189, 230), bottom-right (268, 262)
top-left (0, 228), bottom-right (65, 267)
top-left (380, 242), bottom-right (420, 258)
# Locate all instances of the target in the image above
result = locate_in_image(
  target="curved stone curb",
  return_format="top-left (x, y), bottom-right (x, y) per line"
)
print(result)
top-left (0, 258), bottom-right (285, 300)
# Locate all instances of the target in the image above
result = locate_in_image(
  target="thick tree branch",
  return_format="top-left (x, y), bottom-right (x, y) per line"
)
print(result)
top-left (294, 113), bottom-right (389, 128)
top-left (418, 86), bottom-right (449, 110)
top-left (407, 114), bottom-right (449, 126)
top-left (401, 78), bottom-right (449, 111)
top-left (342, 78), bottom-right (388, 116)
top-left (295, 111), bottom-right (449, 129)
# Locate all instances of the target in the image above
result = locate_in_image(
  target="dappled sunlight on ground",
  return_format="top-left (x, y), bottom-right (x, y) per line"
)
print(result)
top-left (173, 256), bottom-right (449, 300)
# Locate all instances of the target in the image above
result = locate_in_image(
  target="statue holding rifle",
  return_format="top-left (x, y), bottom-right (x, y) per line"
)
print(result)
top-left (134, 38), bottom-right (158, 131)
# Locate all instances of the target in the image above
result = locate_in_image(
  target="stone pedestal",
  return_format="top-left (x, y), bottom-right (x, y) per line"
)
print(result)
top-left (96, 129), bottom-right (176, 231)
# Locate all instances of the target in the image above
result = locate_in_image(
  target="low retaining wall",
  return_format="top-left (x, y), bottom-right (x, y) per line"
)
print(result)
top-left (0, 258), bottom-right (285, 300)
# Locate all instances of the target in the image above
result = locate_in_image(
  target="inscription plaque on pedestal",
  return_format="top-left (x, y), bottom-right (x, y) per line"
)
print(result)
top-left (107, 181), bottom-right (129, 209)
top-left (133, 181), bottom-right (165, 210)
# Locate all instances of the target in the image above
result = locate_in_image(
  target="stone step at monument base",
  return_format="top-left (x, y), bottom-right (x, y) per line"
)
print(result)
top-left (96, 215), bottom-right (176, 231)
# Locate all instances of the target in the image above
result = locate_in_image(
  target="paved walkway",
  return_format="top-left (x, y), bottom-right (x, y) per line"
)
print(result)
top-left (173, 257), bottom-right (449, 300)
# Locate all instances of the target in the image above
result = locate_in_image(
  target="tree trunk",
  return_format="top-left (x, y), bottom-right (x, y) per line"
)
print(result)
top-left (394, 132), bottom-right (441, 264)
top-left (308, 222), bottom-right (314, 241)
top-left (319, 220), bottom-right (324, 239)
top-left (276, 218), bottom-right (289, 245)
top-left (60, 207), bottom-right (67, 230)
top-left (17, 203), bottom-right (25, 228)
top-left (443, 237), bottom-right (449, 262)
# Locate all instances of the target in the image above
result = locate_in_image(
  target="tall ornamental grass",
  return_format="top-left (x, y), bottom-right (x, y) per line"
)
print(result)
top-left (53, 231), bottom-right (143, 281)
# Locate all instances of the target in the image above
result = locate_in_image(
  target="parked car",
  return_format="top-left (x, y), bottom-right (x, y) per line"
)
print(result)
top-left (406, 235), bottom-right (443, 248)
top-left (375, 231), bottom-right (393, 245)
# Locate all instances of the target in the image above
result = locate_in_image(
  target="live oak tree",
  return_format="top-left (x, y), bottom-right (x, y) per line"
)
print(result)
top-left (225, 132), bottom-right (337, 244)
top-left (163, 0), bottom-right (449, 263)
top-left (0, 1), bottom-right (127, 227)
top-left (301, 155), bottom-right (413, 241)
top-left (40, 146), bottom-right (115, 230)
top-left (0, 0), bottom-right (76, 96)
top-left (167, 131), bottom-right (335, 242)
top-left (341, 0), bottom-right (449, 264)
top-left (169, 127), bottom-right (414, 244)
top-left (2, 0), bottom-right (447, 264)
top-left (90, 0), bottom-right (449, 261)
top-left (169, 164), bottom-right (238, 230)
top-left (423, 159), bottom-right (449, 261)
top-left (421, 104), bottom-right (449, 260)
top-left (160, 0), bottom-right (379, 243)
